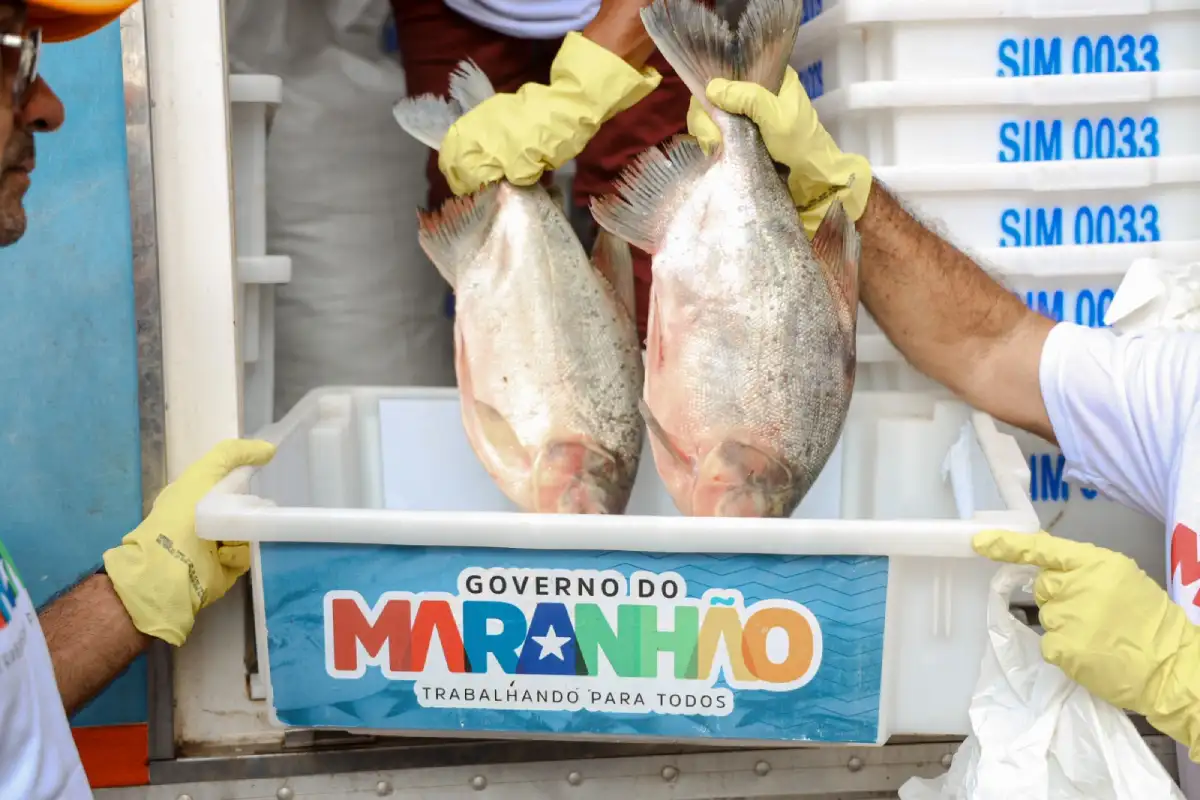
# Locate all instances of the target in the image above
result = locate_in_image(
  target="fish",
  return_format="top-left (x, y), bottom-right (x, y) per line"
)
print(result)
top-left (589, 0), bottom-right (861, 518)
top-left (393, 61), bottom-right (645, 515)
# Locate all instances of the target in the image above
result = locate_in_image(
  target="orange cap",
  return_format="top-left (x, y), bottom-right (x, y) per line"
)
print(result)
top-left (26, 0), bottom-right (137, 43)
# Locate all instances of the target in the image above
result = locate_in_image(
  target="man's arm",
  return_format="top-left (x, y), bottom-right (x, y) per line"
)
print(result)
top-left (584, 0), bottom-right (656, 67)
top-left (855, 180), bottom-right (1058, 442)
top-left (39, 574), bottom-right (149, 716)
top-left (37, 441), bottom-right (274, 716)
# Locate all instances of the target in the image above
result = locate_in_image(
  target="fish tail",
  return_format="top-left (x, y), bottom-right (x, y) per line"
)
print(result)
top-left (415, 183), bottom-right (500, 288)
top-left (640, 0), bottom-right (803, 113)
top-left (639, 0), bottom-right (735, 116)
top-left (735, 0), bottom-right (805, 94)
top-left (392, 58), bottom-right (497, 151)
top-left (590, 135), bottom-right (710, 254)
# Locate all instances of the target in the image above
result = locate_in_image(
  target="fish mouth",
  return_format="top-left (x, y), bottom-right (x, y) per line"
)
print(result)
top-left (531, 440), bottom-right (632, 515)
top-left (691, 440), bottom-right (800, 518)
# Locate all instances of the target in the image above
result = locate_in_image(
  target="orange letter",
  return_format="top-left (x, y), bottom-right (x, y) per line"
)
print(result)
top-left (741, 608), bottom-right (814, 684)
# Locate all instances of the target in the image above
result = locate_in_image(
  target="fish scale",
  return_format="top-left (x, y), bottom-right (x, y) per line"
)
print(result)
top-left (592, 0), bottom-right (861, 518)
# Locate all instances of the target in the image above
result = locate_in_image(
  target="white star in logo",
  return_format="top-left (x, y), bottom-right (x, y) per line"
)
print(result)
top-left (531, 625), bottom-right (570, 661)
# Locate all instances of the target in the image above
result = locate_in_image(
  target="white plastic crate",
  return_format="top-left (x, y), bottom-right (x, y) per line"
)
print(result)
top-left (873, 157), bottom-right (1200, 249)
top-left (857, 239), bottom-right (1200, 339)
top-left (230, 74), bottom-right (292, 435)
top-left (794, 0), bottom-right (1200, 94)
top-left (852, 346), bottom-right (1169, 588)
top-left (807, 72), bottom-right (1200, 168)
top-left (1001, 424), bottom-right (1166, 589)
top-left (196, 386), bottom-right (1039, 744)
top-left (850, 239), bottom-right (1199, 586)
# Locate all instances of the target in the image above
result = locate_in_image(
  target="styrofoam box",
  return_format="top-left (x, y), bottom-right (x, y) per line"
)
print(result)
top-left (872, 157), bottom-right (1200, 249)
top-left (794, 0), bottom-right (1200, 92)
top-left (230, 74), bottom-right (292, 435)
top-left (197, 387), bottom-right (1039, 745)
top-left (808, 72), bottom-right (1200, 168)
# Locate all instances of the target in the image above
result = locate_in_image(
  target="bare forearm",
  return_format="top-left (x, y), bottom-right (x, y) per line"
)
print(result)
top-left (39, 574), bottom-right (150, 716)
top-left (856, 179), bottom-right (1057, 441)
top-left (584, 0), bottom-right (656, 67)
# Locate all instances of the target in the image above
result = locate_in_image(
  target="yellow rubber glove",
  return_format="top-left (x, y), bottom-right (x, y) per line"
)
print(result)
top-left (975, 529), bottom-right (1200, 761)
top-left (438, 32), bottom-right (661, 196)
top-left (687, 67), bottom-right (872, 238)
top-left (103, 439), bottom-right (276, 646)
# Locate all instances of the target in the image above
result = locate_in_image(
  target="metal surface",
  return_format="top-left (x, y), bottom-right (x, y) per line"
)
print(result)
top-left (101, 738), bottom-right (1184, 799)
top-left (149, 737), bottom-right (719, 785)
top-left (121, 1), bottom-right (171, 761)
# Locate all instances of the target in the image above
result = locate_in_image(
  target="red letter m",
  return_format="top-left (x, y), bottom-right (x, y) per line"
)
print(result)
top-left (330, 595), bottom-right (412, 674)
top-left (1170, 523), bottom-right (1200, 607)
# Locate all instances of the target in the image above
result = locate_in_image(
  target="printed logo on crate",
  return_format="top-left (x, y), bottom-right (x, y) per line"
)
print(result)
top-left (259, 546), bottom-right (888, 743)
top-left (325, 567), bottom-right (823, 716)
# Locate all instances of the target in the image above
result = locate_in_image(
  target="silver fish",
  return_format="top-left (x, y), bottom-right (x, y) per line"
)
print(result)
top-left (393, 61), bottom-right (645, 515)
top-left (590, 0), bottom-right (860, 518)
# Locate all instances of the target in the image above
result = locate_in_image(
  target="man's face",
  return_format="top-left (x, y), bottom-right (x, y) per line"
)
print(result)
top-left (0, 3), bottom-right (63, 246)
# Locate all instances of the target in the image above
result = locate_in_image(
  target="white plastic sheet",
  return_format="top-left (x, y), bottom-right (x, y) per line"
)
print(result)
top-left (226, 0), bottom-right (455, 420)
top-left (1106, 259), bottom-right (1200, 335)
top-left (900, 565), bottom-right (1184, 800)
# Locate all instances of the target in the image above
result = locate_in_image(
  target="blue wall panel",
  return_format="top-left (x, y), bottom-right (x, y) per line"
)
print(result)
top-left (0, 22), bottom-right (147, 727)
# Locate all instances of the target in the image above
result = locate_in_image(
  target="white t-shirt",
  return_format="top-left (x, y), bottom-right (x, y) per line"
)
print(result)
top-left (1039, 322), bottom-right (1200, 620)
top-left (0, 544), bottom-right (91, 799)
top-left (444, 0), bottom-right (600, 39)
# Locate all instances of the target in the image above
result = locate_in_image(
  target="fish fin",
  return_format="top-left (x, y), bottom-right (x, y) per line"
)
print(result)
top-left (393, 93), bottom-right (462, 152)
top-left (416, 185), bottom-right (500, 289)
top-left (639, 0), bottom-right (802, 110)
top-left (639, 0), bottom-right (734, 115)
top-left (446, 59), bottom-right (496, 110)
top-left (591, 229), bottom-right (637, 319)
top-left (810, 197), bottom-right (862, 339)
top-left (590, 135), bottom-right (710, 254)
top-left (455, 333), bottom-right (533, 504)
top-left (472, 400), bottom-right (533, 478)
top-left (735, 0), bottom-right (805, 94)
top-left (393, 58), bottom-right (496, 150)
top-left (639, 399), bottom-right (690, 468)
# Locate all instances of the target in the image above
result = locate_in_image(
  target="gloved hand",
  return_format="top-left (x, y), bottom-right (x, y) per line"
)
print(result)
top-left (438, 32), bottom-right (661, 196)
top-left (687, 67), bottom-right (872, 238)
top-left (974, 529), bottom-right (1200, 761)
top-left (103, 439), bottom-right (276, 646)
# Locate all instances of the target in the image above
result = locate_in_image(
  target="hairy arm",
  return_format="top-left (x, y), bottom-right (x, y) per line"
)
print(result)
top-left (39, 574), bottom-right (149, 716)
top-left (856, 180), bottom-right (1057, 442)
top-left (584, 0), bottom-right (656, 67)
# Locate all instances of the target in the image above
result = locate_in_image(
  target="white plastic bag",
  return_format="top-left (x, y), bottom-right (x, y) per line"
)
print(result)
top-left (226, 0), bottom-right (456, 420)
top-left (1106, 258), bottom-right (1200, 335)
top-left (900, 565), bottom-right (1184, 800)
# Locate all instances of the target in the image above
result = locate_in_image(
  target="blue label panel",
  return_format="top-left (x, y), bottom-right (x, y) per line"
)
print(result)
top-left (259, 543), bottom-right (889, 744)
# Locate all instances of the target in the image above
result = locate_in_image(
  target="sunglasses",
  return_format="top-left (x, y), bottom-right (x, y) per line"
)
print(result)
top-left (0, 26), bottom-right (40, 106)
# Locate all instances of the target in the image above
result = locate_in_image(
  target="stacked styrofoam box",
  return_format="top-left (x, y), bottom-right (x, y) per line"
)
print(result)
top-left (793, 0), bottom-right (1200, 582)
top-left (229, 75), bottom-right (293, 436)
